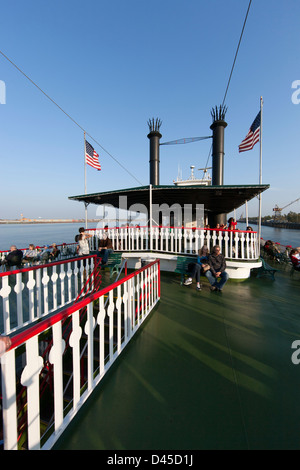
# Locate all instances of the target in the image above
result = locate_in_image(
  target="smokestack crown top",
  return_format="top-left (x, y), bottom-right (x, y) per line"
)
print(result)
top-left (147, 117), bottom-right (162, 132)
top-left (210, 105), bottom-right (228, 130)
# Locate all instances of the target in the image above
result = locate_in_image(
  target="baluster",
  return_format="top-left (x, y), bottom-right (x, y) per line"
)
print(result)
top-left (1, 349), bottom-right (18, 449)
top-left (84, 303), bottom-right (95, 391)
top-left (234, 232), bottom-right (239, 259)
top-left (107, 290), bottom-right (114, 361)
top-left (73, 262), bottom-right (79, 298)
top-left (145, 227), bottom-right (149, 250)
top-left (199, 229), bottom-right (205, 250)
top-left (59, 265), bottom-right (66, 306)
top-left (51, 266), bottom-right (58, 310)
top-left (135, 272), bottom-right (140, 326)
top-left (36, 268), bottom-right (42, 318)
top-left (224, 231), bottom-right (229, 258)
top-left (116, 285), bottom-right (122, 353)
top-left (41, 267), bottom-right (50, 316)
top-left (27, 270), bottom-right (36, 324)
top-left (131, 277), bottom-right (136, 331)
top-left (69, 309), bottom-right (82, 410)
top-left (123, 281), bottom-right (129, 343)
top-left (217, 230), bottom-right (222, 247)
top-left (66, 265), bottom-right (73, 301)
top-left (251, 233), bottom-right (255, 258)
top-left (140, 270), bottom-right (144, 320)
top-left (145, 268), bottom-right (149, 314)
top-left (155, 227), bottom-right (159, 251)
top-left (97, 295), bottom-right (105, 376)
top-left (229, 231), bottom-right (233, 258)
top-left (14, 272), bottom-right (24, 329)
top-left (170, 227), bottom-right (174, 252)
top-left (240, 232), bottom-right (245, 259)
top-left (149, 265), bottom-right (153, 308)
top-left (49, 321), bottom-right (65, 433)
top-left (0, 276), bottom-right (11, 334)
top-left (20, 336), bottom-right (44, 450)
top-left (127, 278), bottom-right (133, 338)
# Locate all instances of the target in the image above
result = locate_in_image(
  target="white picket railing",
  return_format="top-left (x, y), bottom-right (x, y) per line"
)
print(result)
top-left (0, 256), bottom-right (97, 335)
top-left (0, 242), bottom-right (78, 266)
top-left (88, 226), bottom-right (259, 260)
top-left (0, 259), bottom-right (160, 450)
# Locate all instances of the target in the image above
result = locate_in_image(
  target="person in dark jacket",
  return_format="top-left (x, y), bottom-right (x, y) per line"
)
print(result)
top-left (205, 245), bottom-right (229, 291)
top-left (97, 233), bottom-right (113, 265)
top-left (2, 245), bottom-right (23, 268)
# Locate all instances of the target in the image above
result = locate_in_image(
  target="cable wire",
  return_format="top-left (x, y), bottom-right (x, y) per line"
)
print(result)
top-left (222, 0), bottom-right (252, 106)
top-left (0, 49), bottom-right (144, 186)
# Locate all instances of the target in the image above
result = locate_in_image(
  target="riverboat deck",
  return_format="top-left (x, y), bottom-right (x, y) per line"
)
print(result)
top-left (53, 263), bottom-right (300, 450)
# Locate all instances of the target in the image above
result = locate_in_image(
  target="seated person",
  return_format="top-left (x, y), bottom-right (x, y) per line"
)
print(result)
top-left (97, 233), bottom-right (113, 265)
top-left (49, 243), bottom-right (60, 261)
top-left (39, 245), bottom-right (51, 263)
top-left (2, 245), bottom-right (23, 268)
top-left (22, 244), bottom-right (39, 264)
top-left (264, 240), bottom-right (280, 259)
top-left (290, 248), bottom-right (300, 271)
top-left (184, 245), bottom-right (210, 291)
top-left (205, 245), bottom-right (229, 292)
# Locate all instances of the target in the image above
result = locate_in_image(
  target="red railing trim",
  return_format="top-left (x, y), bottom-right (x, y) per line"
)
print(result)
top-left (0, 254), bottom-right (97, 278)
top-left (8, 259), bottom-right (160, 351)
top-left (0, 241), bottom-right (77, 254)
top-left (87, 226), bottom-right (257, 233)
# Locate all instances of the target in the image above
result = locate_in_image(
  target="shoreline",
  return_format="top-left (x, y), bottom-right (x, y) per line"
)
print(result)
top-left (238, 220), bottom-right (300, 231)
top-left (0, 220), bottom-right (99, 225)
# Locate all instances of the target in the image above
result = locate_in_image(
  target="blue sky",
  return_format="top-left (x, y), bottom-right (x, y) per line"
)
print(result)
top-left (0, 0), bottom-right (299, 220)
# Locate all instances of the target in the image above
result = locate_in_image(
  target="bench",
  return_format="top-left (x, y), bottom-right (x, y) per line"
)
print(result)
top-left (256, 258), bottom-right (278, 280)
top-left (105, 252), bottom-right (123, 278)
top-left (175, 256), bottom-right (197, 285)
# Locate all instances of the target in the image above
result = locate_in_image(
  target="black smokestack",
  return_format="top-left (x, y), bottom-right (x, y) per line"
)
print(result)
top-left (147, 118), bottom-right (162, 185)
top-left (210, 105), bottom-right (227, 186)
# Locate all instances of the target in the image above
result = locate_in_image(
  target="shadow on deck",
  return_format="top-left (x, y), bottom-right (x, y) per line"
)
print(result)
top-left (54, 266), bottom-right (300, 450)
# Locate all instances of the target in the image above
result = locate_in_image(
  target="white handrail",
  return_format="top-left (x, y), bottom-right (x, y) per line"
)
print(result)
top-left (0, 260), bottom-right (160, 450)
top-left (0, 256), bottom-right (96, 335)
top-left (88, 227), bottom-right (259, 260)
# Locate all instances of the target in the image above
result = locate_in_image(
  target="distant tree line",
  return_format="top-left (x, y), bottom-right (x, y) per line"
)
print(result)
top-left (262, 211), bottom-right (300, 222)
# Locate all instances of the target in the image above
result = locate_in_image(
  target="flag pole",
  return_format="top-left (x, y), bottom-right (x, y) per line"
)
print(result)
top-left (84, 132), bottom-right (88, 229)
top-left (257, 96), bottom-right (263, 252)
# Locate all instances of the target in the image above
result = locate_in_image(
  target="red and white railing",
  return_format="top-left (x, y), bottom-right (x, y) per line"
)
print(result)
top-left (0, 256), bottom-right (97, 335)
top-left (0, 259), bottom-right (160, 450)
top-left (87, 226), bottom-right (259, 260)
top-left (0, 227), bottom-right (259, 269)
top-left (0, 242), bottom-right (77, 266)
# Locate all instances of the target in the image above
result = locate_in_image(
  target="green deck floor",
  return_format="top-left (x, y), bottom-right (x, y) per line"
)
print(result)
top-left (54, 266), bottom-right (300, 450)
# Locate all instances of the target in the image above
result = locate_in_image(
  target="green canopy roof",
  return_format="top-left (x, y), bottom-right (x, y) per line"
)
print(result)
top-left (69, 184), bottom-right (269, 215)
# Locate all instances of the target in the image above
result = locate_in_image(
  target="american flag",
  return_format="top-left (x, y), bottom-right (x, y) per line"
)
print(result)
top-left (238, 111), bottom-right (261, 152)
top-left (85, 140), bottom-right (101, 170)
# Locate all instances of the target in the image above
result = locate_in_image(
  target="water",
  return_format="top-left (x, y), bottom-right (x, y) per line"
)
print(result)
top-left (0, 223), bottom-right (94, 251)
top-left (238, 222), bottom-right (300, 247)
top-left (0, 221), bottom-right (299, 252)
